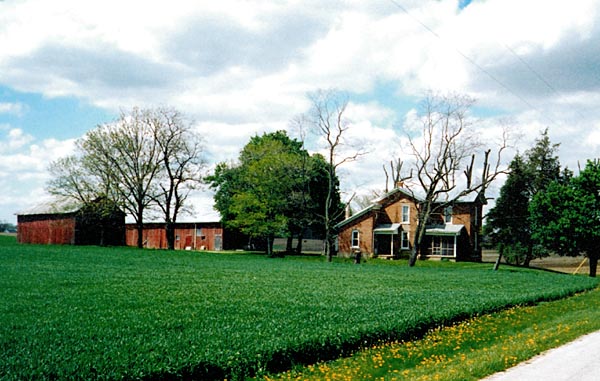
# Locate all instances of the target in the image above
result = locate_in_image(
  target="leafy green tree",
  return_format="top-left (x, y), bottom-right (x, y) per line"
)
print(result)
top-left (286, 153), bottom-right (344, 254)
top-left (0, 221), bottom-right (16, 233)
top-left (530, 160), bottom-right (600, 277)
top-left (209, 131), bottom-right (339, 256)
top-left (486, 129), bottom-right (561, 267)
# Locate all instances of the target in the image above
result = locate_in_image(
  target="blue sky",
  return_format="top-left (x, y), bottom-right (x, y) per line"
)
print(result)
top-left (1, 0), bottom-right (600, 223)
top-left (1, 86), bottom-right (115, 140)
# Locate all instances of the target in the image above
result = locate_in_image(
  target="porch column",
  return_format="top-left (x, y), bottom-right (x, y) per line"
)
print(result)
top-left (453, 235), bottom-right (457, 258)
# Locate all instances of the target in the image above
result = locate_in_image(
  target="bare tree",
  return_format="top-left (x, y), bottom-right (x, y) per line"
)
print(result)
top-left (302, 89), bottom-right (367, 261)
top-left (383, 158), bottom-right (413, 193)
top-left (149, 108), bottom-right (206, 250)
top-left (47, 107), bottom-right (206, 249)
top-left (400, 93), bottom-right (508, 266)
top-left (48, 107), bottom-right (206, 250)
top-left (79, 108), bottom-right (163, 248)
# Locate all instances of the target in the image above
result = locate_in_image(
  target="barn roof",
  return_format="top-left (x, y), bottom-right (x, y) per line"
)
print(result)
top-left (17, 197), bottom-right (82, 216)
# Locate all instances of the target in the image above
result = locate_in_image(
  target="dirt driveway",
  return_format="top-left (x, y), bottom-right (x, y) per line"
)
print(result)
top-left (482, 250), bottom-right (595, 276)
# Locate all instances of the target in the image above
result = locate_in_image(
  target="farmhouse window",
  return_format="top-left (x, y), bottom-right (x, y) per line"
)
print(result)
top-left (401, 205), bottom-right (410, 223)
top-left (444, 207), bottom-right (453, 224)
top-left (351, 230), bottom-right (360, 248)
top-left (401, 230), bottom-right (409, 249)
top-left (431, 236), bottom-right (455, 257)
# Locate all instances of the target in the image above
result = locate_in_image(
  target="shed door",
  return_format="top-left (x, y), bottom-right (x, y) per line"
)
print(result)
top-left (214, 234), bottom-right (222, 251)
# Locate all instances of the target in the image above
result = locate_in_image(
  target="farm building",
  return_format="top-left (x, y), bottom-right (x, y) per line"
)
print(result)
top-left (17, 197), bottom-right (125, 246)
top-left (336, 186), bottom-right (484, 261)
top-left (125, 222), bottom-right (224, 251)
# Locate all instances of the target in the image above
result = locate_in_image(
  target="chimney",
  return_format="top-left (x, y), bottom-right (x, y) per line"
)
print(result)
top-left (395, 181), bottom-right (404, 189)
top-left (345, 204), bottom-right (351, 219)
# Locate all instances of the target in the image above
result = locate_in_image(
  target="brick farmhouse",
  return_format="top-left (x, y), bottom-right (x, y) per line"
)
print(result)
top-left (336, 186), bottom-right (484, 261)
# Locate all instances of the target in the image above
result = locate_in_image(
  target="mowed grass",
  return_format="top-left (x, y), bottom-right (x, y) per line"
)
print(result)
top-left (0, 236), bottom-right (597, 380)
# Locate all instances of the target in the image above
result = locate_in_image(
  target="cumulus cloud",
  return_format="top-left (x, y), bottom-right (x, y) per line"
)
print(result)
top-left (4, 128), bottom-right (34, 150)
top-left (0, 128), bottom-right (76, 220)
top-left (1, 0), bottom-right (600, 221)
top-left (0, 102), bottom-right (25, 116)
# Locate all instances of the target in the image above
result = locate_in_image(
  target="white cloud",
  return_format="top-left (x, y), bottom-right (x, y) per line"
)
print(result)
top-left (0, 132), bottom-right (76, 221)
top-left (6, 128), bottom-right (34, 150)
top-left (1, 0), bottom-right (600, 222)
top-left (0, 102), bottom-right (25, 116)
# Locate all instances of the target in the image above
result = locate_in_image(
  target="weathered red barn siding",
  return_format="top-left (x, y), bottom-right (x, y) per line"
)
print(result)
top-left (17, 214), bottom-right (76, 245)
top-left (126, 222), bottom-right (224, 250)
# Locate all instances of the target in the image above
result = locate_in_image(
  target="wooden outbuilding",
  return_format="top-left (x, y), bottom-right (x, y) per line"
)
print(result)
top-left (17, 197), bottom-right (125, 246)
top-left (125, 222), bottom-right (224, 251)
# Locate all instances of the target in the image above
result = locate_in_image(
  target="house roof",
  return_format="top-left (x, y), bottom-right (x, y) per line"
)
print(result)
top-left (17, 197), bottom-right (82, 216)
top-left (335, 187), bottom-right (416, 230)
top-left (336, 184), bottom-right (484, 230)
top-left (425, 224), bottom-right (464, 236)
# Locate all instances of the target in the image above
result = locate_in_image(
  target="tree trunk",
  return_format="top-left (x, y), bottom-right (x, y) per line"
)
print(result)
top-left (523, 244), bottom-right (533, 267)
top-left (409, 246), bottom-right (418, 267)
top-left (266, 235), bottom-right (275, 257)
top-left (296, 231), bottom-right (304, 255)
top-left (136, 222), bottom-right (144, 249)
top-left (286, 236), bottom-right (294, 253)
top-left (325, 235), bottom-right (336, 262)
top-left (409, 217), bottom-right (427, 267)
top-left (99, 224), bottom-right (106, 247)
top-left (165, 222), bottom-right (175, 250)
top-left (493, 251), bottom-right (503, 271)
top-left (589, 253), bottom-right (598, 278)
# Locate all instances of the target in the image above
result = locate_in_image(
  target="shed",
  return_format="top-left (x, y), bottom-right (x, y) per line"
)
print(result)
top-left (17, 197), bottom-right (125, 246)
top-left (125, 222), bottom-right (224, 251)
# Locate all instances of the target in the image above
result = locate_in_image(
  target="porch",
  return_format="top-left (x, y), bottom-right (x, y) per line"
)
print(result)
top-left (422, 224), bottom-right (465, 260)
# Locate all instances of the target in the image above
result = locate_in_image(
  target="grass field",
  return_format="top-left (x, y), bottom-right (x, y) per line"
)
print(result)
top-left (1, 236), bottom-right (597, 380)
top-left (266, 287), bottom-right (600, 381)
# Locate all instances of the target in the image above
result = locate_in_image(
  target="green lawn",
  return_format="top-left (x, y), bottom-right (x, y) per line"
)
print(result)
top-left (0, 236), bottom-right (597, 380)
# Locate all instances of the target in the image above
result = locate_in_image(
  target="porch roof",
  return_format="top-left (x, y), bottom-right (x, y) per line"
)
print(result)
top-left (373, 223), bottom-right (402, 234)
top-left (425, 224), bottom-right (464, 236)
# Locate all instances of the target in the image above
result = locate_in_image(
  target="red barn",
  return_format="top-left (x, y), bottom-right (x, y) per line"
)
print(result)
top-left (125, 222), bottom-right (224, 251)
top-left (17, 198), bottom-right (125, 246)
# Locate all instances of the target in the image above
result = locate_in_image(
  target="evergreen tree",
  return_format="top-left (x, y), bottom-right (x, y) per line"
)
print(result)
top-left (487, 154), bottom-right (532, 266)
top-left (486, 129), bottom-right (561, 267)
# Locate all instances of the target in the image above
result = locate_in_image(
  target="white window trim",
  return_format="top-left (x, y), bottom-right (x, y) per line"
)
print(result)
top-left (401, 230), bottom-right (410, 250)
top-left (351, 229), bottom-right (360, 248)
top-left (401, 204), bottom-right (410, 224)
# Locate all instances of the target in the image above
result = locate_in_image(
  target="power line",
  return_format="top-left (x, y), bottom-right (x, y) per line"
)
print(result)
top-left (500, 42), bottom-right (589, 123)
top-left (385, 0), bottom-right (560, 128)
